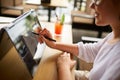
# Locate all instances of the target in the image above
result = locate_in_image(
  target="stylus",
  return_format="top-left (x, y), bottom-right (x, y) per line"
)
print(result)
top-left (36, 15), bottom-right (42, 28)
top-left (32, 32), bottom-right (56, 42)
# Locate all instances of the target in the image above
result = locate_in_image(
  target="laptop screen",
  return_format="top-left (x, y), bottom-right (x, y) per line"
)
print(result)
top-left (1, 10), bottom-right (46, 76)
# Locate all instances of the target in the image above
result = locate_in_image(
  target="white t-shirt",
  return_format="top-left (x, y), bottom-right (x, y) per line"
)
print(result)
top-left (77, 32), bottom-right (120, 80)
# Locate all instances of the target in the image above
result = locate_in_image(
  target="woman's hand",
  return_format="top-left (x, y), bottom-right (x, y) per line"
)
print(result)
top-left (57, 52), bottom-right (76, 80)
top-left (57, 52), bottom-right (76, 70)
top-left (34, 26), bottom-right (43, 43)
top-left (38, 28), bottom-right (56, 48)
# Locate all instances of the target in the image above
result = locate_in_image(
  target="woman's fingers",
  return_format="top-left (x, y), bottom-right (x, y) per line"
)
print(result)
top-left (37, 36), bottom-right (44, 43)
top-left (33, 27), bottom-right (43, 43)
top-left (34, 26), bottom-right (42, 33)
top-left (40, 28), bottom-right (52, 38)
top-left (60, 52), bottom-right (70, 57)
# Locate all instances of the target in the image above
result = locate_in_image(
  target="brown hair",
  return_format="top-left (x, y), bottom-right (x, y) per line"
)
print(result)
top-left (112, 0), bottom-right (120, 7)
top-left (112, 0), bottom-right (120, 13)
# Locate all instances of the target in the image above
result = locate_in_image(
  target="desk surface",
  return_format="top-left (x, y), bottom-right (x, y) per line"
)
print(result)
top-left (33, 22), bottom-right (73, 80)
top-left (26, 0), bottom-right (68, 8)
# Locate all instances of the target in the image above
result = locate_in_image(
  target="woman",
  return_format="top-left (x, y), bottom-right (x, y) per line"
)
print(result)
top-left (37, 0), bottom-right (120, 79)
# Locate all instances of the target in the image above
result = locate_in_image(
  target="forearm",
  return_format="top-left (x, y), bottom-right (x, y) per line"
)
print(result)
top-left (54, 43), bottom-right (79, 56)
top-left (58, 67), bottom-right (73, 80)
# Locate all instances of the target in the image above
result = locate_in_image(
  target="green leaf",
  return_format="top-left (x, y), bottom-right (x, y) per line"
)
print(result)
top-left (60, 14), bottom-right (65, 25)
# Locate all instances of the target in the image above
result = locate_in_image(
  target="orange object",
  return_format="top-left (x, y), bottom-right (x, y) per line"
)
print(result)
top-left (55, 21), bottom-right (63, 34)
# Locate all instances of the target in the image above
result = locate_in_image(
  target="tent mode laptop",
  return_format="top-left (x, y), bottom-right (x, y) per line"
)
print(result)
top-left (0, 9), bottom-right (46, 76)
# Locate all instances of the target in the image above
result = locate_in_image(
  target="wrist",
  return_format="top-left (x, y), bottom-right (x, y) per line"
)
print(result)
top-left (51, 42), bottom-right (57, 49)
top-left (57, 65), bottom-right (70, 71)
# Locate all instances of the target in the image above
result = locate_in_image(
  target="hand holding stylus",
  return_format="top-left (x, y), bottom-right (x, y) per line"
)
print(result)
top-left (34, 16), bottom-right (56, 42)
top-left (32, 31), bottom-right (56, 42)
top-left (34, 16), bottom-right (56, 47)
top-left (34, 28), bottom-right (57, 48)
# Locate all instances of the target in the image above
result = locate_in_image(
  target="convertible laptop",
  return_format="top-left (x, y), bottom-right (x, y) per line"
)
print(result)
top-left (0, 9), bottom-right (46, 76)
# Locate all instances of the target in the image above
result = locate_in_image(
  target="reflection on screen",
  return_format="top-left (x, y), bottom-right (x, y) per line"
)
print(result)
top-left (7, 11), bottom-right (40, 76)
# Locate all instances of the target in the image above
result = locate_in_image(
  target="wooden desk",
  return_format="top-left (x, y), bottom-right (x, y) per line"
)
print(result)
top-left (25, 0), bottom-right (68, 22)
top-left (33, 22), bottom-right (74, 80)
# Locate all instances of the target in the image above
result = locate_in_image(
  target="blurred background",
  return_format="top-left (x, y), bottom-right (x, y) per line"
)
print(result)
top-left (0, 0), bottom-right (111, 43)
top-left (0, 0), bottom-right (112, 71)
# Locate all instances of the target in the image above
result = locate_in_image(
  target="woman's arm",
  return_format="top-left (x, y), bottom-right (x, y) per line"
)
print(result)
top-left (40, 28), bottom-right (79, 56)
top-left (58, 66), bottom-right (73, 80)
top-left (57, 52), bottom-right (76, 80)
top-left (54, 43), bottom-right (79, 56)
